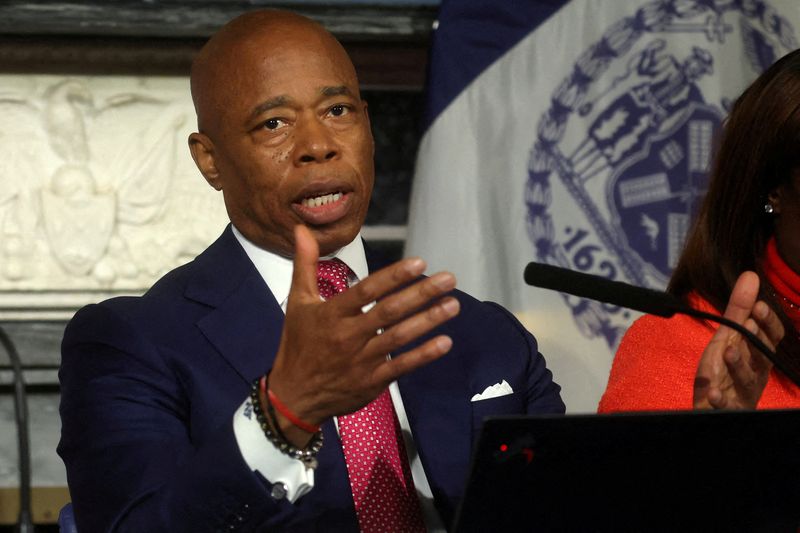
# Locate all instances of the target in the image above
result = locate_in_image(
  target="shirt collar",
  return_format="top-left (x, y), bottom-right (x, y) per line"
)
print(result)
top-left (231, 225), bottom-right (369, 309)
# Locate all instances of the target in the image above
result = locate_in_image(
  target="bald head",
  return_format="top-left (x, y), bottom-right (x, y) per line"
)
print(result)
top-left (191, 10), bottom-right (357, 135)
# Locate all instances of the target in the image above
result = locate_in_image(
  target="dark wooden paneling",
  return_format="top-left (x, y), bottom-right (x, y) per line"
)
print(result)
top-left (348, 42), bottom-right (429, 89)
top-left (0, 2), bottom-right (437, 41)
top-left (0, 35), bottom-right (204, 76)
top-left (0, 35), bottom-right (429, 89)
top-left (0, 1), bottom-right (434, 87)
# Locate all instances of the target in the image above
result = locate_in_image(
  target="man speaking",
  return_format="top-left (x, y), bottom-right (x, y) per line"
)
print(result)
top-left (58, 10), bottom-right (565, 532)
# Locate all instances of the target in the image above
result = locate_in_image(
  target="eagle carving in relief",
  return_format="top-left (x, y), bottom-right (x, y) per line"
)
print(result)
top-left (0, 77), bottom-right (188, 288)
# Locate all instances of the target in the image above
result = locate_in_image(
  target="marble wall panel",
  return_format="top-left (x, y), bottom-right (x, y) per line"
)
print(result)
top-left (0, 74), bottom-right (228, 317)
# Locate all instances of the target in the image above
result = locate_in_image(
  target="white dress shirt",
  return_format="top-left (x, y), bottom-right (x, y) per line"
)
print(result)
top-left (230, 226), bottom-right (445, 531)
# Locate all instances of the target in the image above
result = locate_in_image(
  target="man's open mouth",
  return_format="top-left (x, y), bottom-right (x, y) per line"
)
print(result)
top-left (300, 191), bottom-right (343, 208)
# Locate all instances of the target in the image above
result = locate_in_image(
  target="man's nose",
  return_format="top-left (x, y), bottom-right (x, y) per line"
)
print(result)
top-left (295, 118), bottom-right (338, 164)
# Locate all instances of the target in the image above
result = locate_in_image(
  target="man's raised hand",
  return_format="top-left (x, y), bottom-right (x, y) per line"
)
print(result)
top-left (268, 225), bottom-right (460, 443)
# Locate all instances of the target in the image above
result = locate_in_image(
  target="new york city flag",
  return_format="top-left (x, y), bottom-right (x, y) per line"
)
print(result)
top-left (407, 0), bottom-right (800, 411)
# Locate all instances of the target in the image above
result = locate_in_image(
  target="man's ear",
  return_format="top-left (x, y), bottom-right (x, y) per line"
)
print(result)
top-left (767, 187), bottom-right (783, 214)
top-left (188, 132), bottom-right (223, 191)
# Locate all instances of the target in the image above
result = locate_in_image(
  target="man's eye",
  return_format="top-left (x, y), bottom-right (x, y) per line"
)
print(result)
top-left (329, 105), bottom-right (349, 117)
top-left (263, 118), bottom-right (284, 130)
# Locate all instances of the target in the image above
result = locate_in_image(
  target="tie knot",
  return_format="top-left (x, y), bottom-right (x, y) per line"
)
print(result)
top-left (317, 259), bottom-right (353, 299)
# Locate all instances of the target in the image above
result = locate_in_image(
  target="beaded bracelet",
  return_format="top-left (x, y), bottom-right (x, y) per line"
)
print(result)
top-left (250, 377), bottom-right (323, 469)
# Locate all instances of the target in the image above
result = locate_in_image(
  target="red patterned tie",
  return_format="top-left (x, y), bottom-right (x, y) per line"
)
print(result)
top-left (316, 259), bottom-right (426, 533)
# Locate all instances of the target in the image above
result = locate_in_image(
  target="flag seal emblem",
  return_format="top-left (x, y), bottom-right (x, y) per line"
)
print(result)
top-left (526, 0), bottom-right (796, 347)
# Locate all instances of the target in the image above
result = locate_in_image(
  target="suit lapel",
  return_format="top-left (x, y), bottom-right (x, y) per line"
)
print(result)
top-left (186, 226), bottom-right (285, 383)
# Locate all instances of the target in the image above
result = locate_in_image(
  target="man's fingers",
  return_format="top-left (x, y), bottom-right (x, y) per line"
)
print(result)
top-left (335, 257), bottom-right (429, 313)
top-left (366, 296), bottom-right (460, 354)
top-left (357, 271), bottom-right (457, 332)
top-left (372, 335), bottom-right (454, 385)
top-left (288, 225), bottom-right (321, 302)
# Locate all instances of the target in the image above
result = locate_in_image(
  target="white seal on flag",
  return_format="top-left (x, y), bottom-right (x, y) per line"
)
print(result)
top-left (526, 0), bottom-right (797, 348)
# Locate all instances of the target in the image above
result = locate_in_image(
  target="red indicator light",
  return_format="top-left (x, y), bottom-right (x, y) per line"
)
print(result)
top-left (499, 444), bottom-right (508, 452)
top-left (521, 448), bottom-right (534, 464)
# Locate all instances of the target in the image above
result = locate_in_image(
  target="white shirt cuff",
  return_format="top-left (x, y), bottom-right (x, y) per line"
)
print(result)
top-left (232, 396), bottom-right (315, 502)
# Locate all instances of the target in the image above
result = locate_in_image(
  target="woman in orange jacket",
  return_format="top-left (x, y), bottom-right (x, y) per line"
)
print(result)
top-left (600, 49), bottom-right (800, 413)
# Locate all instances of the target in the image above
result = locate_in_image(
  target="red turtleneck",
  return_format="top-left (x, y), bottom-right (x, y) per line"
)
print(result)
top-left (763, 237), bottom-right (800, 325)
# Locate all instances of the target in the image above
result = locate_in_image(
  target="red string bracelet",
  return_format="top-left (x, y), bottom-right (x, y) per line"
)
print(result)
top-left (267, 384), bottom-right (321, 434)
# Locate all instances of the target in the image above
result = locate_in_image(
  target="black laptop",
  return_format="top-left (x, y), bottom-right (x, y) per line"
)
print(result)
top-left (453, 410), bottom-right (800, 532)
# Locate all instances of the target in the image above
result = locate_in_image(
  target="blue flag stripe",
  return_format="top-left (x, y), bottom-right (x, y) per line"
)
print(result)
top-left (422, 0), bottom-right (569, 130)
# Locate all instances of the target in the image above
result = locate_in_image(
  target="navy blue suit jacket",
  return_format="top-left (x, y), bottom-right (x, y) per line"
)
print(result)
top-left (58, 226), bottom-right (565, 532)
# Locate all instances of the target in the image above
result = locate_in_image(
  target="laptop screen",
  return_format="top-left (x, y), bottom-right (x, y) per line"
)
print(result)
top-left (453, 410), bottom-right (800, 532)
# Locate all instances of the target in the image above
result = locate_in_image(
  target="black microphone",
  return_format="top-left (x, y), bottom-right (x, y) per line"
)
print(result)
top-left (523, 262), bottom-right (783, 372)
top-left (524, 262), bottom-right (689, 319)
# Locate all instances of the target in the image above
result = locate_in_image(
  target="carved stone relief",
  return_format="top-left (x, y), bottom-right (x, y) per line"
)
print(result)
top-left (0, 75), bottom-right (228, 314)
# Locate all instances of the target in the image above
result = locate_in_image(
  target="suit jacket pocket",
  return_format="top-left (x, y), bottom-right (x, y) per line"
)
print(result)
top-left (470, 393), bottom-right (522, 443)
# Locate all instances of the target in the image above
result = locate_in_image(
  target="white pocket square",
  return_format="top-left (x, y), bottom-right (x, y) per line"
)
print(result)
top-left (470, 380), bottom-right (514, 402)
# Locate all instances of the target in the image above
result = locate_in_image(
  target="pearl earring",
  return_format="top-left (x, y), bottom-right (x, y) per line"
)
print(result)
top-left (764, 203), bottom-right (775, 214)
